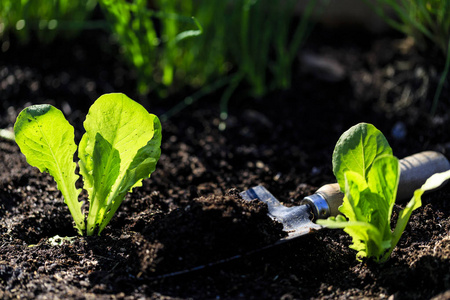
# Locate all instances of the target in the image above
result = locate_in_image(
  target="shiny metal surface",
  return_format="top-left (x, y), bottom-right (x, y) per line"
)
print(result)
top-left (240, 185), bottom-right (322, 240)
top-left (301, 193), bottom-right (330, 219)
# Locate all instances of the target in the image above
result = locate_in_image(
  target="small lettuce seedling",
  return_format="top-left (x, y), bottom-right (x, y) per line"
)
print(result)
top-left (14, 93), bottom-right (161, 236)
top-left (318, 123), bottom-right (450, 262)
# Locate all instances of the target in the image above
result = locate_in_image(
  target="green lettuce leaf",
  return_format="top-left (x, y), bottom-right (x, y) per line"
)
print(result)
top-left (85, 133), bottom-right (121, 235)
top-left (332, 123), bottom-right (392, 190)
top-left (320, 122), bottom-right (449, 263)
top-left (14, 93), bottom-right (162, 236)
top-left (319, 123), bottom-right (401, 262)
top-left (78, 93), bottom-right (161, 235)
top-left (319, 159), bottom-right (397, 262)
top-left (366, 155), bottom-right (399, 241)
top-left (98, 116), bottom-right (162, 234)
top-left (321, 215), bottom-right (387, 260)
top-left (14, 105), bottom-right (85, 234)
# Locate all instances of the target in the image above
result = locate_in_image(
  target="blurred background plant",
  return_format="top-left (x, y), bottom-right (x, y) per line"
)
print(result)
top-left (1, 0), bottom-right (448, 117)
top-left (218, 0), bottom-right (320, 122)
top-left (1, 0), bottom-right (323, 103)
top-left (99, 0), bottom-right (323, 102)
top-left (98, 0), bottom-right (205, 95)
top-left (364, 0), bottom-right (450, 115)
top-left (0, 0), bottom-right (98, 44)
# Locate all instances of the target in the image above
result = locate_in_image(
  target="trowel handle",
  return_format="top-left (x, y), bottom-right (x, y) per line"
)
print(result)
top-left (397, 151), bottom-right (450, 201)
top-left (303, 151), bottom-right (450, 218)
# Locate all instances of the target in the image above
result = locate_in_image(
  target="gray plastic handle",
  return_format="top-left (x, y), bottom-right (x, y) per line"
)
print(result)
top-left (397, 151), bottom-right (450, 201)
top-left (303, 151), bottom-right (450, 218)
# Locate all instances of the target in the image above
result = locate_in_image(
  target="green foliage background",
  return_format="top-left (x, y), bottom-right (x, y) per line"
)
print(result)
top-left (0, 0), bottom-right (448, 112)
top-left (0, 0), bottom-right (321, 97)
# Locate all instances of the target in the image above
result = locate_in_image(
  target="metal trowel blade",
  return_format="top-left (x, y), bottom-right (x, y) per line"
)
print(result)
top-left (240, 185), bottom-right (323, 240)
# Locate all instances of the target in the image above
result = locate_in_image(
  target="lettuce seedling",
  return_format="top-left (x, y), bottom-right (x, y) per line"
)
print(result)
top-left (14, 93), bottom-right (161, 236)
top-left (318, 123), bottom-right (450, 262)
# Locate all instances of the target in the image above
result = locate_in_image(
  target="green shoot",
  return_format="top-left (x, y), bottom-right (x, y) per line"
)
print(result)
top-left (14, 93), bottom-right (162, 236)
top-left (318, 123), bottom-right (450, 262)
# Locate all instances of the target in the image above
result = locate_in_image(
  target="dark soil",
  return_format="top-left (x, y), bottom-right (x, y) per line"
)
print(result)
top-left (1, 23), bottom-right (450, 299)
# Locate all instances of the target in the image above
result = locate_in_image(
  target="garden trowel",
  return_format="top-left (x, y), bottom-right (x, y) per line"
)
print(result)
top-left (240, 151), bottom-right (450, 241)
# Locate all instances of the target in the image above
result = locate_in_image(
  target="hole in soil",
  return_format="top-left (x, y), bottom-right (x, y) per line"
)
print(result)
top-left (11, 214), bottom-right (79, 245)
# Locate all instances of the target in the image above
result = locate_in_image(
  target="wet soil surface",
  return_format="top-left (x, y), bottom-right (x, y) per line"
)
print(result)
top-left (1, 25), bottom-right (449, 299)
